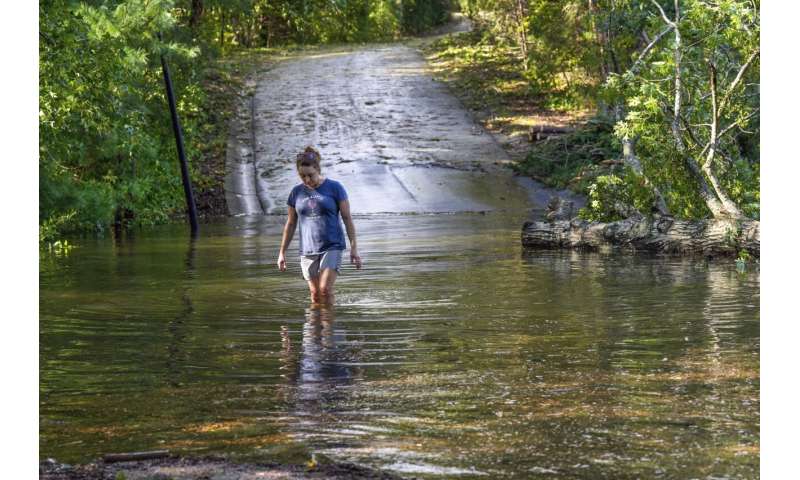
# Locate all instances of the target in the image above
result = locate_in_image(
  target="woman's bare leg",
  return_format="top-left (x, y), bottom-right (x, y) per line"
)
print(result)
top-left (319, 268), bottom-right (338, 305)
top-left (307, 276), bottom-right (322, 304)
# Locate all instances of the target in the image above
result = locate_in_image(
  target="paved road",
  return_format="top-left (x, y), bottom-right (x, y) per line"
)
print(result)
top-left (225, 43), bottom-right (577, 216)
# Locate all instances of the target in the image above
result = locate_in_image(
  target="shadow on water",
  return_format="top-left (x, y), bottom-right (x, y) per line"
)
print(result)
top-left (40, 212), bottom-right (759, 478)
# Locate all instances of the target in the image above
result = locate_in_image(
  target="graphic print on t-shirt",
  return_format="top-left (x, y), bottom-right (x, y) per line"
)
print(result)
top-left (287, 179), bottom-right (349, 255)
top-left (302, 193), bottom-right (323, 217)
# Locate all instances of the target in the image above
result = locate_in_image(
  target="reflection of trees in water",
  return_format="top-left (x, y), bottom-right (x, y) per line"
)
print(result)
top-left (700, 264), bottom-right (759, 377)
top-left (519, 250), bottom-right (758, 372)
top-left (166, 237), bottom-right (196, 387)
top-left (515, 250), bottom-right (758, 460)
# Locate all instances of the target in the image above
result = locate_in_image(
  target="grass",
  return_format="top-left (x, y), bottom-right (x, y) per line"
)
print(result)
top-left (421, 27), bottom-right (622, 194)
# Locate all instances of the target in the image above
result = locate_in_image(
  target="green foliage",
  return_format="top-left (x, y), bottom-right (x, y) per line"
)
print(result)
top-left (606, 0), bottom-right (759, 219)
top-left (451, 1), bottom-right (759, 221)
top-left (181, 0), bottom-right (450, 48)
top-left (40, 0), bottom-right (197, 240)
top-left (401, 0), bottom-right (452, 35)
top-left (369, 1), bottom-right (403, 40)
top-left (39, 209), bottom-right (77, 245)
top-left (578, 170), bottom-right (655, 222)
top-left (735, 249), bottom-right (752, 272)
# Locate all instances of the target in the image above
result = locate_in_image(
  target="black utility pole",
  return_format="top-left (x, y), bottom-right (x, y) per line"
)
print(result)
top-left (160, 47), bottom-right (199, 236)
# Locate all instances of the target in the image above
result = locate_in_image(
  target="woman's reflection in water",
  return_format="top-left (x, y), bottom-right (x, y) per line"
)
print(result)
top-left (280, 306), bottom-right (358, 440)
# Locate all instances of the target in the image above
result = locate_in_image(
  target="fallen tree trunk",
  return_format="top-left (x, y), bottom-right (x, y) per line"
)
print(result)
top-left (103, 450), bottom-right (170, 463)
top-left (527, 125), bottom-right (576, 142)
top-left (522, 214), bottom-right (759, 257)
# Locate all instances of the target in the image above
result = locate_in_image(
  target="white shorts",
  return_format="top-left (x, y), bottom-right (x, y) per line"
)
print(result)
top-left (300, 249), bottom-right (343, 281)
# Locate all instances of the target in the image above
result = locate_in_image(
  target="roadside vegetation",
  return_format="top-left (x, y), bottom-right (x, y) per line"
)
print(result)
top-left (40, 0), bottom-right (760, 244)
top-left (40, 0), bottom-right (452, 243)
top-left (425, 0), bottom-right (759, 223)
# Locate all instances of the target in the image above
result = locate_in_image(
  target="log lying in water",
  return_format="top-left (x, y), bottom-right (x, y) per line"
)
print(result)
top-left (103, 450), bottom-right (170, 463)
top-left (522, 214), bottom-right (760, 257)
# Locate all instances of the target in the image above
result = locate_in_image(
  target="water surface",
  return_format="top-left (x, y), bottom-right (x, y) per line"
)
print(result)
top-left (40, 212), bottom-right (759, 478)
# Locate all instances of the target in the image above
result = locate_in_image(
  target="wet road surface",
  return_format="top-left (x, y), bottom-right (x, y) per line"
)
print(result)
top-left (224, 43), bottom-right (579, 216)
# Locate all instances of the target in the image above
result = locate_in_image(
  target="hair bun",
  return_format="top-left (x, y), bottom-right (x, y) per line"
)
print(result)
top-left (296, 146), bottom-right (322, 171)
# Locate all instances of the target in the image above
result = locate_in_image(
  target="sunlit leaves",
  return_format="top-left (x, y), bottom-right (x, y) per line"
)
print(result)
top-left (40, 0), bottom-right (198, 239)
top-left (595, 0), bottom-right (760, 219)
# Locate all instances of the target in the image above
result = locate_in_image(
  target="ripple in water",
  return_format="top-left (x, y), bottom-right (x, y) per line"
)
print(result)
top-left (40, 212), bottom-right (759, 478)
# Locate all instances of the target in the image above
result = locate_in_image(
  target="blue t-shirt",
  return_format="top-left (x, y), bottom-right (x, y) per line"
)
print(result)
top-left (287, 179), bottom-right (348, 255)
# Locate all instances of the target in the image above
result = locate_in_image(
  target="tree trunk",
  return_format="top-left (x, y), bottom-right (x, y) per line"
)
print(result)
top-left (515, 0), bottom-right (529, 69)
top-left (189, 0), bottom-right (204, 30)
top-left (522, 214), bottom-right (759, 257)
top-left (219, 9), bottom-right (225, 49)
top-left (702, 63), bottom-right (744, 217)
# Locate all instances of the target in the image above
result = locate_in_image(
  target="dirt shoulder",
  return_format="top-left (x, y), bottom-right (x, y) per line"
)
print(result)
top-left (417, 26), bottom-right (622, 200)
top-left (418, 28), bottom-right (590, 162)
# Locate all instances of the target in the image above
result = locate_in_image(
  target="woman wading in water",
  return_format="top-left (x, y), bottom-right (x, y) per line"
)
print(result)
top-left (277, 147), bottom-right (362, 304)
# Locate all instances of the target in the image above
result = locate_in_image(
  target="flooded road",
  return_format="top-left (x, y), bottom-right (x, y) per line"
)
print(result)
top-left (224, 43), bottom-right (581, 216)
top-left (40, 212), bottom-right (759, 478)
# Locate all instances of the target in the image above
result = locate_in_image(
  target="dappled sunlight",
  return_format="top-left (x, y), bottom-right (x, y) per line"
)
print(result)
top-left (184, 420), bottom-right (248, 434)
top-left (384, 66), bottom-right (429, 77)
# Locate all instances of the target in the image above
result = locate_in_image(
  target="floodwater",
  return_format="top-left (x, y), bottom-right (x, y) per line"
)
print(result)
top-left (40, 211), bottom-right (759, 478)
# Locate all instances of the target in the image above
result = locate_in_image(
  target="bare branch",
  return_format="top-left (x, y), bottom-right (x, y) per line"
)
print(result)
top-left (630, 25), bottom-right (673, 74)
top-left (705, 62), bottom-right (719, 168)
top-left (718, 49), bottom-right (760, 115)
top-left (650, 0), bottom-right (675, 26)
top-left (718, 109), bottom-right (760, 138)
top-left (671, 19), bottom-right (683, 151)
top-left (710, 63), bottom-right (718, 129)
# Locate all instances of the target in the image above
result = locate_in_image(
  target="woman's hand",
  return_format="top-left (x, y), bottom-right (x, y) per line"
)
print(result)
top-left (350, 248), bottom-right (362, 270)
top-left (277, 251), bottom-right (287, 271)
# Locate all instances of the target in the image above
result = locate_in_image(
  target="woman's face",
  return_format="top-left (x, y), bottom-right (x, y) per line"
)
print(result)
top-left (298, 165), bottom-right (321, 187)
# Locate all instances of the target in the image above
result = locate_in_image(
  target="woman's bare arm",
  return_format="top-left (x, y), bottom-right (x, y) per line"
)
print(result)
top-left (339, 199), bottom-right (362, 269)
top-left (277, 207), bottom-right (298, 271)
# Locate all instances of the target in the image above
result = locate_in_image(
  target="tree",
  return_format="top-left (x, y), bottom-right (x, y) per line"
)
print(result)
top-left (610, 0), bottom-right (759, 219)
